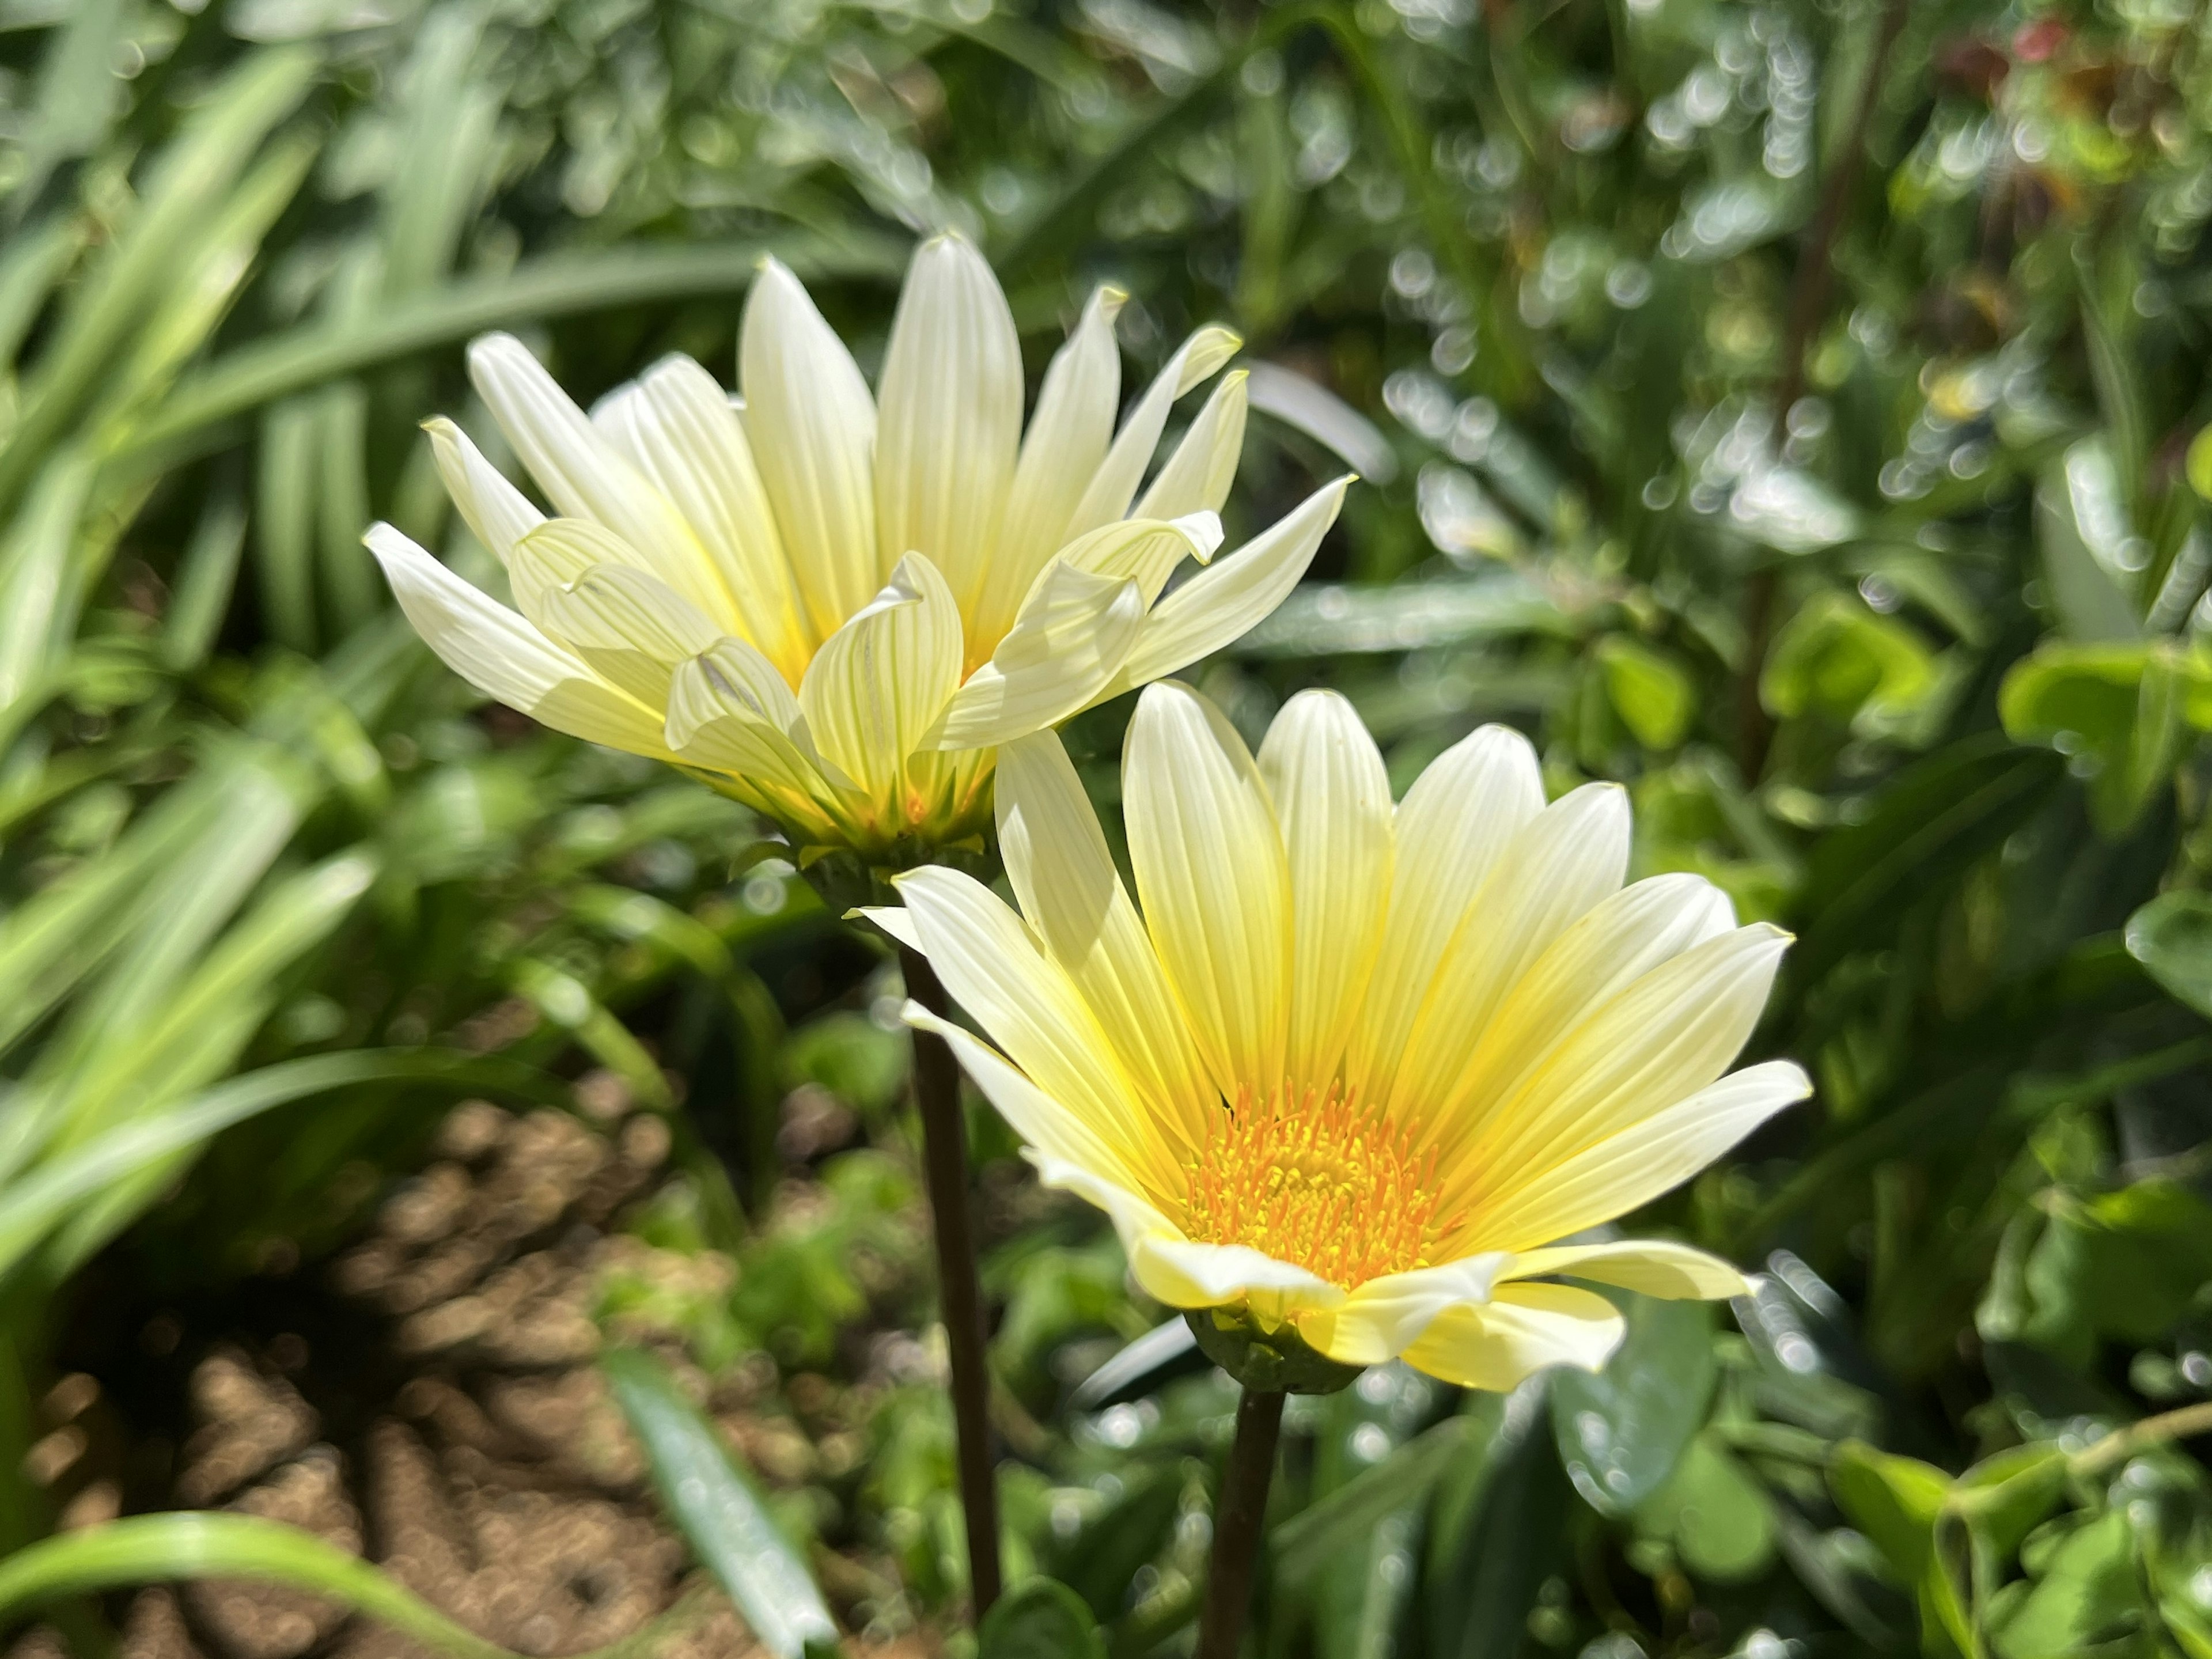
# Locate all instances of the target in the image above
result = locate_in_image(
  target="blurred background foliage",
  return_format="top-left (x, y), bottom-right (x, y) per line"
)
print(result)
top-left (2, 0), bottom-right (2212, 1655)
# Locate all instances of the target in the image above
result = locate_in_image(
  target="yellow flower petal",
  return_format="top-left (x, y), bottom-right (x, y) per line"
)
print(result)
top-left (1399, 1283), bottom-right (1626, 1390)
top-left (1296, 1255), bottom-right (1510, 1366)
top-left (740, 257), bottom-right (880, 641)
top-left (927, 563), bottom-right (1143, 751)
top-left (1066, 323), bottom-right (1241, 538)
top-left (1256, 690), bottom-right (1393, 1086)
top-left (1123, 682), bottom-right (1289, 1103)
top-left (1053, 512), bottom-right (1223, 606)
top-left (1499, 1239), bottom-right (1750, 1300)
top-left (1429, 872), bottom-right (1737, 1136)
top-left (1448, 923), bottom-right (1791, 1218)
top-left (1466, 1060), bottom-right (1811, 1253)
top-left (529, 562), bottom-right (722, 708)
top-left (874, 235), bottom-right (1022, 622)
top-left (592, 353), bottom-right (813, 684)
top-left (896, 866), bottom-right (1186, 1202)
top-left (1134, 368), bottom-right (1248, 521)
top-left (1097, 476), bottom-right (1350, 699)
top-left (797, 552), bottom-right (963, 793)
top-left (903, 1004), bottom-right (1153, 1200)
top-left (1389, 782), bottom-right (1630, 1132)
top-left (365, 523), bottom-right (669, 757)
top-left (666, 638), bottom-right (849, 815)
top-left (467, 333), bottom-right (735, 630)
top-left (974, 285), bottom-right (1126, 656)
top-left (423, 417), bottom-right (541, 564)
top-left (994, 732), bottom-right (1215, 1156)
top-left (1347, 723), bottom-right (1546, 1107)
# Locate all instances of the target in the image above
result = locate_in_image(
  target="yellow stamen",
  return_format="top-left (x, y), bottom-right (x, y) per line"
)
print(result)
top-left (1183, 1084), bottom-right (1455, 1289)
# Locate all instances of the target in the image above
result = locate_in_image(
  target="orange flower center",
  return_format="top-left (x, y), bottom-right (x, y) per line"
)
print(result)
top-left (1183, 1084), bottom-right (1453, 1290)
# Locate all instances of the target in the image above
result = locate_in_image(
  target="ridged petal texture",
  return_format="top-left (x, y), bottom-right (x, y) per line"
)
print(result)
top-left (368, 236), bottom-right (1349, 861)
top-left (884, 684), bottom-right (1810, 1392)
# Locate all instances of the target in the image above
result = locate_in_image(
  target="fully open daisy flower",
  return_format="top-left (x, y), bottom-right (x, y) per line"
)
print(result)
top-left (366, 237), bottom-right (1348, 865)
top-left (869, 684), bottom-right (1810, 1391)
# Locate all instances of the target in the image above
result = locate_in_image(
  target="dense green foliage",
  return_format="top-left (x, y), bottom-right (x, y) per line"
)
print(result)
top-left (4, 0), bottom-right (2212, 1656)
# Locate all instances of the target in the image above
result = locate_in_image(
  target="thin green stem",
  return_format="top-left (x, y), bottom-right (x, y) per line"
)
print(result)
top-left (897, 945), bottom-right (1003, 1620)
top-left (1196, 1387), bottom-right (1285, 1659)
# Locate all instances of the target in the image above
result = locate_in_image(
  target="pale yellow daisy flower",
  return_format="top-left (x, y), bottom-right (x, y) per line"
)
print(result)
top-left (366, 237), bottom-right (1349, 866)
top-left (869, 683), bottom-right (1810, 1392)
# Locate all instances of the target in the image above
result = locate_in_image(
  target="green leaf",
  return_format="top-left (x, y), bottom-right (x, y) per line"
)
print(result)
top-left (1990, 1510), bottom-right (2138, 1659)
top-left (1761, 589), bottom-right (1936, 725)
top-left (600, 1347), bottom-right (838, 1659)
top-left (2187, 425), bottom-right (2212, 503)
top-left (1048, 1463), bottom-right (1183, 1622)
top-left (0, 1512), bottom-right (692, 1659)
top-left (1829, 1441), bottom-right (1949, 1583)
top-left (0, 1050), bottom-right (554, 1281)
top-left (1999, 641), bottom-right (2184, 833)
top-left (1275, 1416), bottom-right (1474, 1582)
top-left (0, 1513), bottom-right (507, 1659)
top-left (122, 233), bottom-right (908, 472)
top-left (1550, 1293), bottom-right (1715, 1516)
top-left (2126, 890), bottom-right (2212, 1017)
top-left (2036, 440), bottom-right (2142, 644)
top-left (1594, 636), bottom-right (1695, 750)
top-left (1633, 1432), bottom-right (1775, 1583)
top-left (1791, 736), bottom-right (2065, 984)
top-left (979, 1577), bottom-right (1106, 1659)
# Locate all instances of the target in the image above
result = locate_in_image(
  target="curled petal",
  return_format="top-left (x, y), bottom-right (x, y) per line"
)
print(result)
top-left (1134, 369), bottom-right (1247, 521)
top-left (1399, 1283), bottom-right (1627, 1391)
top-left (423, 418), bottom-right (542, 564)
top-left (365, 523), bottom-right (669, 758)
top-left (1066, 324), bottom-right (1242, 538)
top-left (927, 563), bottom-right (1143, 751)
top-left (1499, 1238), bottom-right (1751, 1301)
top-left (1095, 477), bottom-right (1351, 701)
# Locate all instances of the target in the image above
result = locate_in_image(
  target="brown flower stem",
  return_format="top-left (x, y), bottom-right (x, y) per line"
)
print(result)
top-left (1735, 0), bottom-right (1912, 780)
top-left (1196, 1386), bottom-right (1286, 1659)
top-left (897, 944), bottom-right (1003, 1620)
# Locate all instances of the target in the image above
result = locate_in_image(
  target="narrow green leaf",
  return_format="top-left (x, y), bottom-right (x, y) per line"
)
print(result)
top-left (0, 1513), bottom-right (507, 1659)
top-left (0, 1049), bottom-right (552, 1280)
top-left (121, 233), bottom-right (908, 470)
top-left (1274, 1415), bottom-right (1473, 1582)
top-left (980, 1577), bottom-right (1105, 1659)
top-left (601, 1347), bottom-right (838, 1659)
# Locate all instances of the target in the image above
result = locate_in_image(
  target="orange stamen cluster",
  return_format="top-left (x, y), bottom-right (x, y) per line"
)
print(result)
top-left (1183, 1083), bottom-right (1450, 1289)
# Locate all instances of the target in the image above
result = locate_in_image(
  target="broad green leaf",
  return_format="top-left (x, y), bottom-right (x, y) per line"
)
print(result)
top-left (1550, 1293), bottom-right (1715, 1515)
top-left (1829, 1441), bottom-right (1949, 1584)
top-left (1761, 589), bottom-right (1935, 725)
top-left (2188, 425), bottom-right (2212, 503)
top-left (1990, 1511), bottom-right (2138, 1659)
top-left (2126, 890), bottom-right (2212, 1017)
top-left (978, 1576), bottom-right (1106, 1659)
top-left (1999, 640), bottom-right (2185, 832)
top-left (1595, 635), bottom-right (1694, 750)
top-left (600, 1347), bottom-right (838, 1659)
top-left (1633, 1433), bottom-right (1775, 1583)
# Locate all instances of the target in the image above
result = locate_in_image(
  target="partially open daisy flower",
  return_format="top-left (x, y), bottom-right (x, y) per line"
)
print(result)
top-left (366, 236), bottom-right (1348, 867)
top-left (869, 684), bottom-right (1809, 1391)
